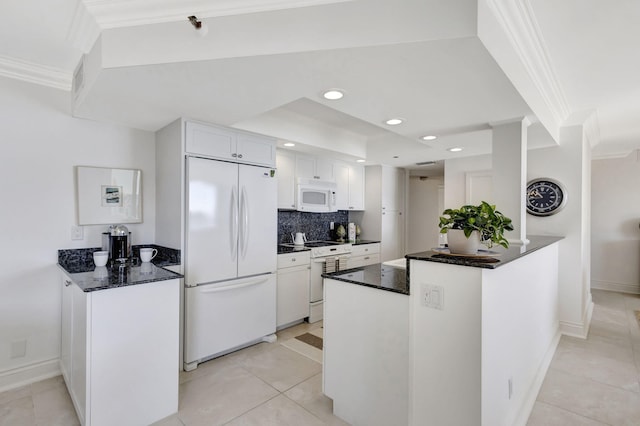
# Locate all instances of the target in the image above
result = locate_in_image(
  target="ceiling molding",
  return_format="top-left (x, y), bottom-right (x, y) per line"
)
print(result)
top-left (67, 0), bottom-right (101, 54)
top-left (82, 0), bottom-right (352, 29)
top-left (0, 55), bottom-right (72, 91)
top-left (485, 0), bottom-right (570, 125)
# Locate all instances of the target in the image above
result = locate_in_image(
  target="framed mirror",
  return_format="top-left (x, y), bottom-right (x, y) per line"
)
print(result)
top-left (76, 166), bottom-right (142, 225)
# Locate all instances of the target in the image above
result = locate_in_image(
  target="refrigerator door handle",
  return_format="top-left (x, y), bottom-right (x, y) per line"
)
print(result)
top-left (231, 186), bottom-right (238, 262)
top-left (198, 275), bottom-right (269, 293)
top-left (240, 186), bottom-right (249, 260)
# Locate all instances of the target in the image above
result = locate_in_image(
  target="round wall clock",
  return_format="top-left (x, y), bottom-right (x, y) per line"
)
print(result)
top-left (526, 178), bottom-right (567, 216)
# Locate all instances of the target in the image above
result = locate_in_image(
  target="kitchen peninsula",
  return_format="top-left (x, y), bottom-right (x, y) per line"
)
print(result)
top-left (323, 236), bottom-right (562, 426)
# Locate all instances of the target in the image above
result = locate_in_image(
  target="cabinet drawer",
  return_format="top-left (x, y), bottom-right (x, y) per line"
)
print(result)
top-left (351, 243), bottom-right (380, 257)
top-left (277, 251), bottom-right (311, 269)
top-left (349, 253), bottom-right (380, 268)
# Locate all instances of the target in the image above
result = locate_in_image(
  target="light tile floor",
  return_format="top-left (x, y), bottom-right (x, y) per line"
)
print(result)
top-left (527, 289), bottom-right (640, 426)
top-left (2, 289), bottom-right (639, 426)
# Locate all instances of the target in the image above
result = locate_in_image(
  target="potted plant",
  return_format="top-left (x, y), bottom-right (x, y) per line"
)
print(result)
top-left (438, 201), bottom-right (514, 254)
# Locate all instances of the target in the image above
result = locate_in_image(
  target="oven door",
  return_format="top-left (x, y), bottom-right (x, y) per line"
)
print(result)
top-left (310, 255), bottom-right (350, 303)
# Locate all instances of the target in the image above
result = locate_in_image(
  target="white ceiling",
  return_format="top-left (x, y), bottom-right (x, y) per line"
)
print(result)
top-left (1, 0), bottom-right (639, 171)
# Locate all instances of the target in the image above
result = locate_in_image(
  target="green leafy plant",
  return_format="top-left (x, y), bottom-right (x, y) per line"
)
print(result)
top-left (438, 201), bottom-right (514, 249)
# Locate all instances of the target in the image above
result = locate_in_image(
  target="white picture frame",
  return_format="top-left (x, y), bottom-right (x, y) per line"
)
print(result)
top-left (76, 166), bottom-right (142, 225)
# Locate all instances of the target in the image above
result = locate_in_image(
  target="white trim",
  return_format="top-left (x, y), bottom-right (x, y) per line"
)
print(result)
top-left (591, 279), bottom-right (640, 295)
top-left (0, 359), bottom-right (61, 393)
top-left (83, 0), bottom-right (352, 29)
top-left (512, 330), bottom-right (561, 426)
top-left (559, 297), bottom-right (594, 339)
top-left (0, 55), bottom-right (72, 91)
top-left (484, 0), bottom-right (570, 125)
top-left (67, 0), bottom-right (101, 54)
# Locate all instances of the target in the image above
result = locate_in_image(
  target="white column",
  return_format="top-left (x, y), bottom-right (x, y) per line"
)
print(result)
top-left (491, 118), bottom-right (530, 245)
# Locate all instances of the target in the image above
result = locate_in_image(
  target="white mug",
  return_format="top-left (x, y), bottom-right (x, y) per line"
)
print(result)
top-left (93, 250), bottom-right (109, 267)
top-left (140, 248), bottom-right (158, 263)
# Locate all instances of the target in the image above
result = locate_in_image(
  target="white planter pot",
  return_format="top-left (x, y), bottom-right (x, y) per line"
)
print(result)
top-left (446, 229), bottom-right (480, 254)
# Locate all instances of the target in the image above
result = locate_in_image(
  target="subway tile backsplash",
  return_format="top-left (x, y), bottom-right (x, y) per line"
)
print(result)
top-left (278, 210), bottom-right (349, 244)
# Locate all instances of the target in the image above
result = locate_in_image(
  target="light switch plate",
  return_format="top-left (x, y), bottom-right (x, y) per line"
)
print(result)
top-left (71, 225), bottom-right (84, 240)
top-left (421, 283), bottom-right (444, 310)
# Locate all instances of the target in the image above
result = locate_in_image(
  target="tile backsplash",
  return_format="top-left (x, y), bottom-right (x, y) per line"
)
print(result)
top-left (278, 210), bottom-right (349, 244)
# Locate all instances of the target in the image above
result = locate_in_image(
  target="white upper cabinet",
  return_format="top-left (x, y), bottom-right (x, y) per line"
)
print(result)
top-left (334, 161), bottom-right (365, 211)
top-left (276, 150), bottom-right (296, 210)
top-left (381, 166), bottom-right (405, 211)
top-left (295, 154), bottom-right (334, 181)
top-left (185, 121), bottom-right (275, 167)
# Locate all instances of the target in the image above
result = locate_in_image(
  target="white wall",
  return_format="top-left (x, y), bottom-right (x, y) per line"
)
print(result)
top-left (0, 77), bottom-right (156, 388)
top-left (406, 177), bottom-right (443, 253)
top-left (443, 154), bottom-right (492, 208)
top-left (591, 151), bottom-right (640, 294)
top-left (527, 124), bottom-right (592, 337)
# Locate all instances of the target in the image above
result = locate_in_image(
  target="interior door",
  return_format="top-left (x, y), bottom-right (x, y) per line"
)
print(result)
top-left (186, 157), bottom-right (238, 285)
top-left (237, 164), bottom-right (277, 277)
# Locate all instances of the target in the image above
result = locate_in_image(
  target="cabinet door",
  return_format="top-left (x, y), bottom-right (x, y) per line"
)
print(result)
top-left (236, 133), bottom-right (276, 167)
top-left (315, 158), bottom-right (334, 181)
top-left (276, 265), bottom-right (310, 327)
top-left (295, 155), bottom-right (317, 180)
top-left (381, 166), bottom-right (405, 211)
top-left (60, 277), bottom-right (73, 383)
top-left (71, 284), bottom-right (88, 423)
top-left (333, 161), bottom-right (350, 211)
top-left (348, 164), bottom-right (365, 210)
top-left (185, 121), bottom-right (237, 161)
top-left (276, 151), bottom-right (296, 209)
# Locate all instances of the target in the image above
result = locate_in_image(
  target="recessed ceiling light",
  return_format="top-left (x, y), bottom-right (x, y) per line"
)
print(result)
top-left (323, 89), bottom-right (344, 100)
top-left (283, 142), bottom-right (295, 147)
top-left (356, 159), bottom-right (366, 163)
top-left (421, 135), bottom-right (437, 141)
top-left (448, 147), bottom-right (463, 152)
top-left (386, 118), bottom-right (404, 126)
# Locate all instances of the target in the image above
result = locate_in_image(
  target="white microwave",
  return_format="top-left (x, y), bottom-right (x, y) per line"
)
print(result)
top-left (296, 178), bottom-right (338, 213)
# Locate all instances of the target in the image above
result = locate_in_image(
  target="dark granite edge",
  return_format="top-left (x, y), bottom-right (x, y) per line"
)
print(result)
top-left (58, 263), bottom-right (183, 292)
top-left (322, 265), bottom-right (410, 296)
top-left (406, 235), bottom-right (564, 270)
top-left (277, 245), bottom-right (312, 255)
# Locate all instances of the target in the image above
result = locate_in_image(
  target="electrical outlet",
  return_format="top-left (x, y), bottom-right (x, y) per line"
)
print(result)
top-left (421, 284), bottom-right (444, 310)
top-left (71, 226), bottom-right (84, 240)
top-left (330, 222), bottom-right (334, 230)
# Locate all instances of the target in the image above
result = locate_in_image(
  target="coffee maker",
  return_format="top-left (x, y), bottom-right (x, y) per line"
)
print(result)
top-left (109, 224), bottom-right (130, 263)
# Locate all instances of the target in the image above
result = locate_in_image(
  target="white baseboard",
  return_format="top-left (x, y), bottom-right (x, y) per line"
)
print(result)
top-left (591, 280), bottom-right (640, 295)
top-left (560, 295), bottom-right (594, 339)
top-left (0, 358), bottom-right (61, 393)
top-left (513, 329), bottom-right (561, 426)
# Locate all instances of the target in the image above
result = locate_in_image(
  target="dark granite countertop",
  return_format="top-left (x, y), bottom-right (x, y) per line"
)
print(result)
top-left (59, 262), bottom-right (183, 292)
top-left (406, 235), bottom-right (563, 270)
top-left (323, 264), bottom-right (409, 295)
top-left (58, 245), bottom-right (183, 292)
top-left (352, 240), bottom-right (380, 246)
top-left (277, 245), bottom-right (312, 255)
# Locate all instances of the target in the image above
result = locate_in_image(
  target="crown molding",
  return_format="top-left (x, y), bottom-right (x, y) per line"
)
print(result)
top-left (484, 0), bottom-right (571, 126)
top-left (67, 0), bottom-right (101, 54)
top-left (0, 55), bottom-right (72, 91)
top-left (82, 0), bottom-right (351, 29)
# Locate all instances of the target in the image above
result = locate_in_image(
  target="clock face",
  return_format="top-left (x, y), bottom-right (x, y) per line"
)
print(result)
top-left (526, 178), bottom-right (566, 216)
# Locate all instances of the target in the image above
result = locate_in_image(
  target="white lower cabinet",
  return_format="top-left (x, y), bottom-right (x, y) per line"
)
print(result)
top-left (347, 243), bottom-right (381, 268)
top-left (60, 274), bottom-right (180, 426)
top-left (276, 252), bottom-right (311, 328)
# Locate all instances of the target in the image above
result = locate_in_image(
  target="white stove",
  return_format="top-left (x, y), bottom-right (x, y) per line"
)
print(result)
top-left (281, 240), bottom-right (353, 323)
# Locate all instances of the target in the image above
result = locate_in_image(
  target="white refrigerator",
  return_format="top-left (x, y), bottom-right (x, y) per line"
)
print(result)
top-left (184, 156), bottom-right (277, 370)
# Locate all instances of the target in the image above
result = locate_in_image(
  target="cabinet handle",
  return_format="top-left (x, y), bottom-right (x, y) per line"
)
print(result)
top-left (64, 280), bottom-right (72, 287)
top-left (291, 204), bottom-right (295, 208)
top-left (291, 258), bottom-right (296, 262)
top-left (364, 256), bottom-right (370, 260)
top-left (232, 153), bottom-right (238, 157)
top-left (364, 248), bottom-right (369, 252)
top-left (238, 154), bottom-right (243, 159)
top-left (349, 206), bottom-right (354, 209)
